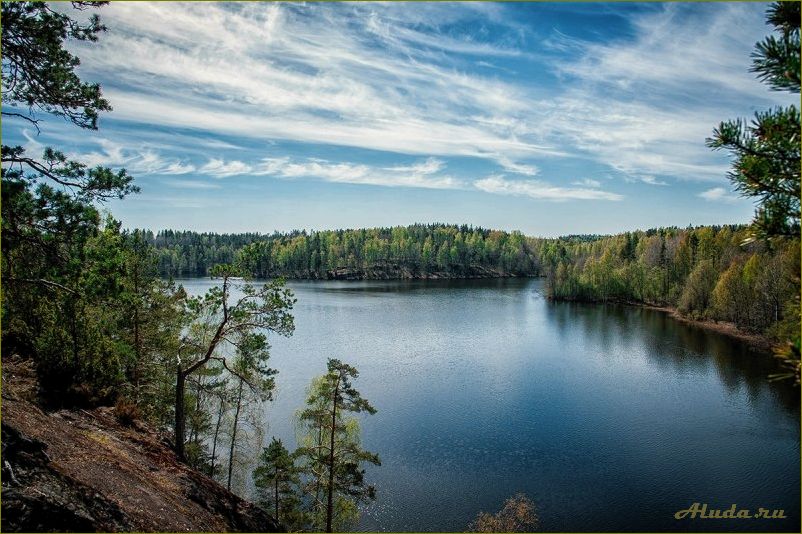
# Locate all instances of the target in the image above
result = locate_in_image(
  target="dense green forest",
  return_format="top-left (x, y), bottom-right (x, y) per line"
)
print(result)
top-left (546, 226), bottom-right (800, 340)
top-left (148, 225), bottom-right (540, 278)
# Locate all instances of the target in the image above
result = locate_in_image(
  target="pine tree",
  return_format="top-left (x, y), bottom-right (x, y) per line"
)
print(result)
top-left (707, 2), bottom-right (800, 240)
top-left (253, 438), bottom-right (303, 528)
top-left (296, 359), bottom-right (380, 532)
top-left (175, 265), bottom-right (294, 461)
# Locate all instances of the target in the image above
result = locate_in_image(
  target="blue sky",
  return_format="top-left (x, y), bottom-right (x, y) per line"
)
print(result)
top-left (3, 2), bottom-right (796, 237)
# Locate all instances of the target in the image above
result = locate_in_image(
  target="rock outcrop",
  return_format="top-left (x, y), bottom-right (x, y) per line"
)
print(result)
top-left (1, 357), bottom-right (282, 532)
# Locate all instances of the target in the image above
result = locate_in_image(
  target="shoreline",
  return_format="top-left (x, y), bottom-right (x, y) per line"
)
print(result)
top-left (171, 270), bottom-right (542, 281)
top-left (550, 295), bottom-right (778, 352)
top-left (637, 303), bottom-right (778, 352)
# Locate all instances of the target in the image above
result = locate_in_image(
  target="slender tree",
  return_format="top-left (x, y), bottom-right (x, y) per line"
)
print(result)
top-left (225, 337), bottom-right (278, 492)
top-left (174, 265), bottom-right (293, 461)
top-left (297, 359), bottom-right (380, 532)
top-left (253, 438), bottom-right (302, 527)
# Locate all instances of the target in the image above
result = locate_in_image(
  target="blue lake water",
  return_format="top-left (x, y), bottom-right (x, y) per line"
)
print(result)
top-left (179, 277), bottom-right (800, 532)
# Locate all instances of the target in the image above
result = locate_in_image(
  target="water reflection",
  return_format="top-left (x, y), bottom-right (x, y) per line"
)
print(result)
top-left (545, 300), bottom-right (799, 417)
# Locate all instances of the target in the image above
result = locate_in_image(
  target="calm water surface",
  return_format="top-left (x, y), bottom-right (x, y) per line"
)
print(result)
top-left (179, 278), bottom-right (800, 532)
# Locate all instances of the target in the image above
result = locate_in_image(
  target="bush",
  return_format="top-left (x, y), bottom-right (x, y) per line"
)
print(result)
top-left (114, 398), bottom-right (140, 427)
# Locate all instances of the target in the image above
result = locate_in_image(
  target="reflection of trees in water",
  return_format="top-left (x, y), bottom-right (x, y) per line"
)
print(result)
top-left (545, 300), bottom-right (800, 418)
top-left (311, 277), bottom-right (529, 295)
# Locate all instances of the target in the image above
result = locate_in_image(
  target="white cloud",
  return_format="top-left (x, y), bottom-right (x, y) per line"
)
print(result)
top-left (560, 3), bottom-right (781, 103)
top-left (698, 187), bottom-right (738, 202)
top-left (639, 175), bottom-right (669, 186)
top-left (64, 137), bottom-right (198, 176)
top-left (165, 179), bottom-right (221, 190)
top-left (199, 158), bottom-right (253, 178)
top-left (542, 3), bottom-right (796, 183)
top-left (255, 157), bottom-right (462, 189)
top-left (495, 155), bottom-right (540, 176)
top-left (474, 175), bottom-right (622, 201)
top-left (572, 178), bottom-right (601, 188)
top-left (63, 2), bottom-right (554, 171)
top-left (162, 162), bottom-right (197, 175)
top-left (50, 2), bottom-right (794, 193)
top-left (384, 157), bottom-right (445, 175)
top-left (623, 174), bottom-right (669, 186)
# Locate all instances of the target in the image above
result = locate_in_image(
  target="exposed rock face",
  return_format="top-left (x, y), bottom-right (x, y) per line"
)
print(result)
top-left (1, 358), bottom-right (282, 532)
top-left (325, 263), bottom-right (518, 280)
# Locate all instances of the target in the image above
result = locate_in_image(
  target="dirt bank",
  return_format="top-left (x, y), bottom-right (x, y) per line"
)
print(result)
top-left (1, 357), bottom-right (282, 532)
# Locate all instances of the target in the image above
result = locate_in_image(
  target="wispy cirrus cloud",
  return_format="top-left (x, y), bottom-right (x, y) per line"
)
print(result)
top-left (255, 157), bottom-right (462, 189)
top-left (164, 179), bottom-right (221, 190)
top-left (698, 187), bottom-right (739, 203)
top-left (62, 2), bottom-right (546, 175)
top-left (541, 3), bottom-right (796, 184)
top-left (59, 136), bottom-right (199, 177)
top-left (474, 175), bottom-right (623, 201)
top-left (572, 178), bottom-right (602, 188)
top-left (199, 159), bottom-right (253, 178)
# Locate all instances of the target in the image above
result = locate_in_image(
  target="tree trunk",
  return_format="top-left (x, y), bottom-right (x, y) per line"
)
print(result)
top-left (274, 465), bottom-right (280, 521)
top-left (314, 421), bottom-right (323, 508)
top-left (191, 376), bottom-right (204, 453)
top-left (132, 268), bottom-right (142, 405)
top-left (210, 396), bottom-right (225, 478)
top-left (227, 379), bottom-right (244, 491)
top-left (175, 366), bottom-right (186, 461)
top-left (325, 378), bottom-right (340, 533)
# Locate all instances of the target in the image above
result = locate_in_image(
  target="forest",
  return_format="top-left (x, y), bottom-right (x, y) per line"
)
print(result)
top-left (148, 225), bottom-right (540, 279)
top-left (545, 226), bottom-right (800, 342)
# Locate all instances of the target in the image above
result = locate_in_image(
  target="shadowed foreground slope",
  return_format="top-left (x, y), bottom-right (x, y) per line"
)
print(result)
top-left (1, 358), bottom-right (282, 532)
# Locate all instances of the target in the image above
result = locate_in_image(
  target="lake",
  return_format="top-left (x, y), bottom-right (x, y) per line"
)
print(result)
top-left (178, 277), bottom-right (800, 532)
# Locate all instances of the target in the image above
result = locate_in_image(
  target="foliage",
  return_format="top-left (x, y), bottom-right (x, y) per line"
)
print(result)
top-left (296, 360), bottom-right (380, 532)
top-left (750, 1), bottom-right (800, 93)
top-left (225, 339), bottom-right (278, 491)
top-left (677, 260), bottom-right (718, 318)
top-left (173, 265), bottom-right (294, 460)
top-left (467, 494), bottom-right (539, 533)
top-left (1, 1), bottom-right (111, 130)
top-left (145, 224), bottom-right (541, 279)
top-left (0, 1), bottom-right (154, 408)
top-left (707, 1), bottom-right (800, 240)
top-left (253, 438), bottom-right (305, 529)
top-left (545, 226), bottom-right (799, 342)
top-left (705, 1), bottom-right (801, 384)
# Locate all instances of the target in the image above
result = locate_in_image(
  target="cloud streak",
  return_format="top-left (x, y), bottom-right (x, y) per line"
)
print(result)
top-left (474, 175), bottom-right (623, 201)
top-left (698, 187), bottom-right (738, 203)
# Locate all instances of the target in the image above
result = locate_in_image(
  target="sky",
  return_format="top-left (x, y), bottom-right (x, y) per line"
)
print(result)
top-left (3, 1), bottom-right (797, 237)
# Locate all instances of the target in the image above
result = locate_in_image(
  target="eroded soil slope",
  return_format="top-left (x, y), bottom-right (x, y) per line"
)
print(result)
top-left (1, 357), bottom-right (281, 532)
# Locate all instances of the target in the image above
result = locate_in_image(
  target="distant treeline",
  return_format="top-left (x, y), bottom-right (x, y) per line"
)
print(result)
top-left (147, 223), bottom-right (799, 339)
top-left (545, 225), bottom-right (800, 339)
top-left (147, 224), bottom-right (541, 279)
